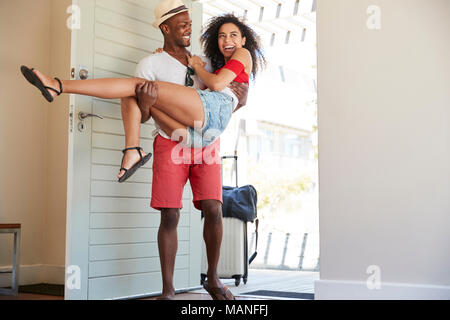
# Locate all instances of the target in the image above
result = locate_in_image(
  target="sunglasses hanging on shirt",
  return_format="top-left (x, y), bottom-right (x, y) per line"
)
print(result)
top-left (185, 66), bottom-right (195, 87)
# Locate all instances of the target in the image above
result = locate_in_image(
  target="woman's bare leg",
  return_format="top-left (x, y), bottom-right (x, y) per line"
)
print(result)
top-left (150, 107), bottom-right (189, 143)
top-left (32, 68), bottom-right (206, 128)
top-left (32, 69), bottom-right (146, 99)
top-left (118, 98), bottom-right (190, 180)
top-left (151, 82), bottom-right (205, 128)
top-left (62, 77), bottom-right (146, 99)
top-left (118, 97), bottom-right (149, 180)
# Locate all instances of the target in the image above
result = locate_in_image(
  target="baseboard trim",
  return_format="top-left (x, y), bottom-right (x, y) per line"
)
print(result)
top-left (315, 279), bottom-right (450, 300)
top-left (0, 265), bottom-right (65, 287)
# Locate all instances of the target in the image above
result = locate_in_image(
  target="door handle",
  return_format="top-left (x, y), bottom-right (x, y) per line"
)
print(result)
top-left (79, 68), bottom-right (89, 80)
top-left (78, 112), bottom-right (104, 121)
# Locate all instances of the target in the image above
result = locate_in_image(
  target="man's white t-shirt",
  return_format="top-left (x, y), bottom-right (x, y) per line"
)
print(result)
top-left (135, 51), bottom-right (212, 139)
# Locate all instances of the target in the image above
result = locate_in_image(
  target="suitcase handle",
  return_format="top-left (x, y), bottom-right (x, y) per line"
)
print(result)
top-left (221, 155), bottom-right (238, 187)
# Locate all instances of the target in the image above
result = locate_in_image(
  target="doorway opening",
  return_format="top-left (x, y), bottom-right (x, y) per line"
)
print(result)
top-left (201, 0), bottom-right (319, 299)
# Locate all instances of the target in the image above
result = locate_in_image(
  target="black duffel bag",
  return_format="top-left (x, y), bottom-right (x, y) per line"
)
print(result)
top-left (221, 184), bottom-right (257, 222)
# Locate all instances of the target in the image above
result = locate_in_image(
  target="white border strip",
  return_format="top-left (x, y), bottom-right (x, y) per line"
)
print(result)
top-left (315, 279), bottom-right (450, 300)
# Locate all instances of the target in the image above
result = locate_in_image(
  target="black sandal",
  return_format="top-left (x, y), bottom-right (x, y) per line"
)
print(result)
top-left (118, 147), bottom-right (152, 183)
top-left (20, 65), bottom-right (62, 103)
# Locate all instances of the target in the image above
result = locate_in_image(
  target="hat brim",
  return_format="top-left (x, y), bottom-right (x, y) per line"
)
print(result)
top-left (152, 9), bottom-right (191, 29)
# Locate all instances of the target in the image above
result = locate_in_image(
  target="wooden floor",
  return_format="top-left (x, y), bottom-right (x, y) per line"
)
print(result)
top-left (0, 269), bottom-right (318, 300)
top-left (0, 292), bottom-right (258, 301)
top-left (0, 292), bottom-right (64, 300)
top-left (0, 292), bottom-right (228, 301)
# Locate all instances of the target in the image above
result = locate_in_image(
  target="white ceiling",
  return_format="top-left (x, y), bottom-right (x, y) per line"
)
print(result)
top-left (192, 0), bottom-right (316, 47)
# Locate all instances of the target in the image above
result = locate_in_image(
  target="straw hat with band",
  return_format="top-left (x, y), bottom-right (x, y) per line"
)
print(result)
top-left (153, 0), bottom-right (190, 29)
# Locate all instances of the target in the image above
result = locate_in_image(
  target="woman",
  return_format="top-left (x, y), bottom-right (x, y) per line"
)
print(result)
top-left (21, 14), bottom-right (265, 182)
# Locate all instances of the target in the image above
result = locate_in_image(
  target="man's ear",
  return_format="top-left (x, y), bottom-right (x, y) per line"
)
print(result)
top-left (160, 24), bottom-right (170, 35)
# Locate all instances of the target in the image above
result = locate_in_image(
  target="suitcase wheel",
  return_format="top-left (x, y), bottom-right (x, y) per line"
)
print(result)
top-left (200, 273), bottom-right (207, 286)
top-left (233, 275), bottom-right (241, 287)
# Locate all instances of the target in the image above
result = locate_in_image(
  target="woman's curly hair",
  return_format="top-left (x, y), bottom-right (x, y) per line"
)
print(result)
top-left (200, 14), bottom-right (266, 80)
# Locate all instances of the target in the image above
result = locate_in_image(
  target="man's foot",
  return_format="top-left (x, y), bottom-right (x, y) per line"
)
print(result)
top-left (155, 292), bottom-right (175, 300)
top-left (117, 147), bottom-right (149, 180)
top-left (203, 276), bottom-right (235, 300)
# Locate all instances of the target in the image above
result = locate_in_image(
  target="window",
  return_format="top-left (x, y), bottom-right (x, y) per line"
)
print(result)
top-left (247, 136), bottom-right (258, 159)
top-left (258, 129), bottom-right (275, 155)
top-left (283, 133), bottom-right (305, 158)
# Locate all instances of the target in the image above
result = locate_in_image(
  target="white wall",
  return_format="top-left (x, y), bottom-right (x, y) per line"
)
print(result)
top-left (316, 0), bottom-right (450, 299)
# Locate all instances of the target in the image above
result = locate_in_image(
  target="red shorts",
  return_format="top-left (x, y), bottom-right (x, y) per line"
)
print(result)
top-left (151, 134), bottom-right (222, 211)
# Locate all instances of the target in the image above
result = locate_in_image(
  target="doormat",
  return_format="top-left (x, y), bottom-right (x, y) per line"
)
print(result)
top-left (242, 290), bottom-right (314, 300)
top-left (19, 284), bottom-right (64, 297)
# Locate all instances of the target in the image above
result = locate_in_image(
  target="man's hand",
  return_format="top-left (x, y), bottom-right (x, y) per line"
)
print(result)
top-left (136, 81), bottom-right (158, 124)
top-left (228, 81), bottom-right (249, 112)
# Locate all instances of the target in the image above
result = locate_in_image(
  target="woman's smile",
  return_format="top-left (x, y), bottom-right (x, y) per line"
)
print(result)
top-left (218, 23), bottom-right (246, 59)
top-left (223, 45), bottom-right (236, 54)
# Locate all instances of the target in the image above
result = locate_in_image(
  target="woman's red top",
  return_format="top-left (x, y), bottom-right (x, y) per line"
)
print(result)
top-left (214, 59), bottom-right (249, 84)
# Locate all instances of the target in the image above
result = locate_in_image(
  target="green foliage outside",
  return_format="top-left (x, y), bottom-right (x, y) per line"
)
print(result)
top-left (246, 160), bottom-right (314, 221)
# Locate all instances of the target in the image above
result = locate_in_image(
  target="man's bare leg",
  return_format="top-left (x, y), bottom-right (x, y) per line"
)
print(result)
top-left (157, 208), bottom-right (180, 300)
top-left (202, 200), bottom-right (234, 300)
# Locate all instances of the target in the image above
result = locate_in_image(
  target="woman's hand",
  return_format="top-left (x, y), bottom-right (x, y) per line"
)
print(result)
top-left (187, 54), bottom-right (206, 70)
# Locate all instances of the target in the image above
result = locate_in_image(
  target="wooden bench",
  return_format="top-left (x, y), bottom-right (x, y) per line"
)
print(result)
top-left (0, 224), bottom-right (21, 295)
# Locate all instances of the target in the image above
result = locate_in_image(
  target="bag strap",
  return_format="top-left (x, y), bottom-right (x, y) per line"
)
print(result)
top-left (249, 218), bottom-right (259, 265)
top-left (254, 218), bottom-right (259, 252)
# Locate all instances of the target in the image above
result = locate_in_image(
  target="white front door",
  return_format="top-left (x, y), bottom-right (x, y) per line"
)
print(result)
top-left (65, 0), bottom-right (203, 300)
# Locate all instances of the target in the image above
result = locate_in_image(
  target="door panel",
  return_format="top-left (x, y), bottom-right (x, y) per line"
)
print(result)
top-left (89, 255), bottom-right (189, 278)
top-left (89, 242), bottom-right (190, 262)
top-left (65, 0), bottom-right (202, 300)
top-left (89, 213), bottom-right (190, 229)
top-left (88, 269), bottom-right (190, 300)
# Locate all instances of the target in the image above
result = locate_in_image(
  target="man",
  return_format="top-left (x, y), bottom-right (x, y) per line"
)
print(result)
top-left (121, 0), bottom-right (248, 300)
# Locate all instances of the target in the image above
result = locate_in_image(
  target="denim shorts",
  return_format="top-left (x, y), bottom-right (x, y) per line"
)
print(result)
top-left (187, 90), bottom-right (234, 148)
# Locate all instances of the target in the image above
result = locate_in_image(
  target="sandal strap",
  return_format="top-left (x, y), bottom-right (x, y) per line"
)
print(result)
top-left (44, 78), bottom-right (63, 96)
top-left (122, 147), bottom-right (144, 161)
top-left (54, 77), bottom-right (63, 95)
top-left (119, 167), bottom-right (128, 173)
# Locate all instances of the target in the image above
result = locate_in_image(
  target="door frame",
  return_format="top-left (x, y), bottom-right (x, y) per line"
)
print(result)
top-left (64, 0), bottom-right (95, 300)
